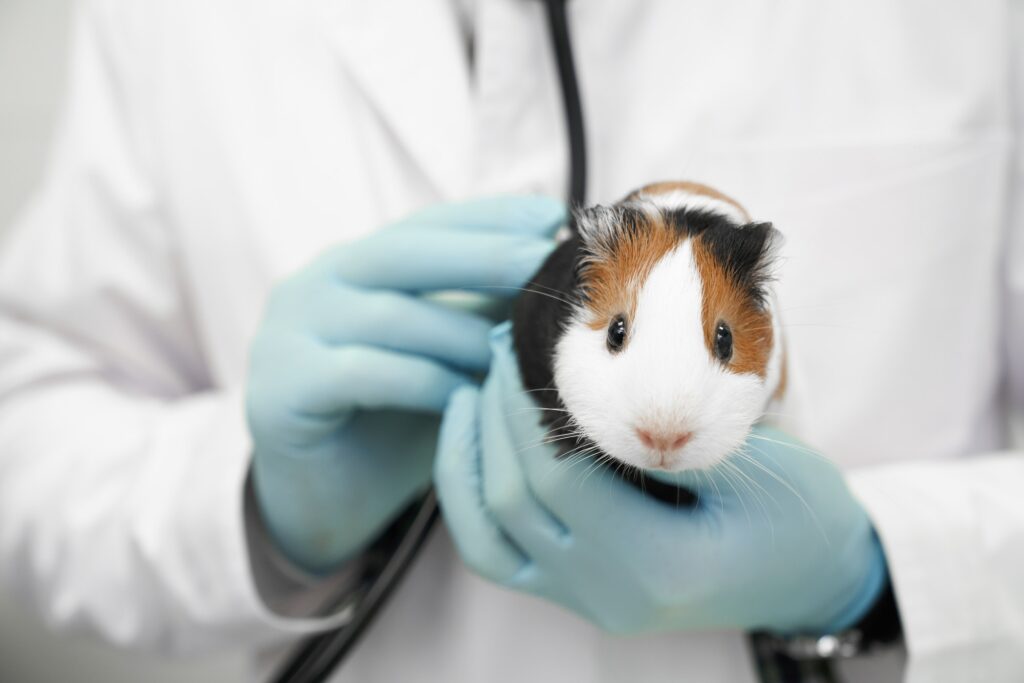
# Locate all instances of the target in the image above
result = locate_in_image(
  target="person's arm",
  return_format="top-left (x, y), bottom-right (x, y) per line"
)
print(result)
top-left (845, 460), bottom-right (1024, 682)
top-left (0, 1), bottom-right (289, 654)
top-left (0, 1), bottom-right (303, 653)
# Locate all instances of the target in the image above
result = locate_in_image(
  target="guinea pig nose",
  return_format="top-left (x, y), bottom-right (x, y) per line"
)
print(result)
top-left (635, 428), bottom-right (693, 452)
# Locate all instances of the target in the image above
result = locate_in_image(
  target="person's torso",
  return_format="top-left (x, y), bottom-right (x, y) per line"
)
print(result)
top-left (133, 1), bottom-right (1013, 679)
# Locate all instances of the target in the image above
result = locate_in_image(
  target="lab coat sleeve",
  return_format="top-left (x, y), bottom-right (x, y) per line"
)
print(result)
top-left (846, 459), bottom-right (1024, 682)
top-left (844, 6), bottom-right (1024, 680)
top-left (0, 2), bottom-right (346, 654)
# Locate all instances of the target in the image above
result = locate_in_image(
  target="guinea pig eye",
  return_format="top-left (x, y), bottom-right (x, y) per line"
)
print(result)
top-left (714, 321), bottom-right (733, 362)
top-left (606, 315), bottom-right (628, 353)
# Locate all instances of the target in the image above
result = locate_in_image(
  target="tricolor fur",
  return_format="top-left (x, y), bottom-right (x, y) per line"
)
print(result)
top-left (513, 181), bottom-right (785, 474)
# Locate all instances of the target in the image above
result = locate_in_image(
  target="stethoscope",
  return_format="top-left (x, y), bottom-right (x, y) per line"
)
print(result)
top-left (268, 3), bottom-right (839, 681)
top-left (267, 2), bottom-right (585, 681)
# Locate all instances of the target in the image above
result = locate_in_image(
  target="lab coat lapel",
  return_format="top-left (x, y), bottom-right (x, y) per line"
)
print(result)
top-left (323, 0), bottom-right (473, 200)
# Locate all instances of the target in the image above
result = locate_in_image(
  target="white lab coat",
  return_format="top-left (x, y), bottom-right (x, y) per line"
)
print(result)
top-left (1, 1), bottom-right (1023, 681)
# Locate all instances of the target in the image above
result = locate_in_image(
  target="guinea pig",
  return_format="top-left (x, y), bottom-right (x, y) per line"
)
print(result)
top-left (512, 181), bottom-right (786, 477)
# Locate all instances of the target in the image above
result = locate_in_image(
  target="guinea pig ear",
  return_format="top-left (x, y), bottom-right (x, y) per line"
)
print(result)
top-left (699, 221), bottom-right (781, 307)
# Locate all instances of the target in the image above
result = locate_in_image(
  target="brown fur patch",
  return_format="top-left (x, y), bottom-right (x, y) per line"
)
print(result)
top-left (691, 235), bottom-right (773, 377)
top-left (581, 212), bottom-right (680, 333)
top-left (626, 180), bottom-right (751, 222)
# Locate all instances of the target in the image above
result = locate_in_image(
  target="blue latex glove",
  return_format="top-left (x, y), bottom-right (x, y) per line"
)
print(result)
top-left (246, 197), bottom-right (565, 573)
top-left (434, 322), bottom-right (888, 635)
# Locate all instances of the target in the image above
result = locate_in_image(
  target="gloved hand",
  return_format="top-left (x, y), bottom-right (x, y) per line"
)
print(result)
top-left (434, 322), bottom-right (888, 635)
top-left (247, 197), bottom-right (565, 574)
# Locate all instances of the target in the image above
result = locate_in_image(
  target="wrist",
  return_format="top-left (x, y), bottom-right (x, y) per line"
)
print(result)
top-left (750, 533), bottom-right (901, 678)
top-left (750, 566), bottom-right (901, 673)
top-left (822, 529), bottom-right (889, 634)
top-left (252, 453), bottom-right (370, 574)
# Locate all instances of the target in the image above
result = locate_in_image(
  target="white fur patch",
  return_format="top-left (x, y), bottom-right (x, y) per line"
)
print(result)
top-left (554, 242), bottom-right (770, 472)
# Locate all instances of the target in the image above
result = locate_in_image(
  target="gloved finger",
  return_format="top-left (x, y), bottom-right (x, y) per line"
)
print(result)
top-left (406, 195), bottom-right (567, 236)
top-left (301, 345), bottom-right (474, 416)
top-left (434, 386), bottom-right (532, 584)
top-left (479, 352), bottom-right (571, 555)
top-left (325, 230), bottom-right (555, 294)
top-left (310, 287), bottom-right (494, 372)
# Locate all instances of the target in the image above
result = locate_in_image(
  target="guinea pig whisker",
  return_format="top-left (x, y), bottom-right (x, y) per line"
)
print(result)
top-left (525, 281), bottom-right (579, 299)
top-left (552, 452), bottom-right (598, 479)
top-left (540, 433), bottom-right (585, 448)
top-left (672, 471), bottom-right (685, 508)
top-left (550, 448), bottom-right (600, 486)
top-left (575, 450), bottom-right (612, 489)
top-left (719, 460), bottom-right (775, 539)
top-left (745, 433), bottom-right (830, 463)
top-left (544, 455), bottom-right (581, 479)
top-left (469, 285), bottom-right (577, 308)
top-left (716, 463), bottom-right (754, 530)
top-left (519, 280), bottom-right (584, 305)
top-left (585, 453), bottom-right (617, 489)
top-left (722, 458), bottom-right (778, 515)
top-left (508, 280), bottom-right (568, 296)
top-left (558, 438), bottom-right (597, 459)
top-left (555, 446), bottom-right (593, 466)
top-left (574, 446), bottom-right (604, 465)
top-left (506, 407), bottom-right (571, 416)
top-left (548, 422), bottom-right (585, 437)
top-left (611, 460), bottom-right (627, 485)
top-left (546, 446), bottom-right (585, 465)
top-left (541, 442), bottom-right (597, 476)
top-left (514, 432), bottom-right (582, 454)
top-left (639, 468), bottom-right (648, 497)
top-left (505, 406), bottom-right (573, 423)
top-left (732, 445), bottom-right (829, 547)
top-left (737, 465), bottom-right (776, 533)
top-left (702, 468), bottom-right (726, 519)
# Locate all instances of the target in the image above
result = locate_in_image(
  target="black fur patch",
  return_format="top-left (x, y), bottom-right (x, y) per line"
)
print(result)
top-left (696, 221), bottom-right (778, 309)
top-left (665, 209), bottom-right (778, 309)
top-left (664, 207), bottom-right (738, 237)
top-left (512, 234), bottom-right (582, 423)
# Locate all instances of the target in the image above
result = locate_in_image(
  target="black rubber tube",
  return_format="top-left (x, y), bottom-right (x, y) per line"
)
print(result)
top-left (267, 491), bottom-right (440, 683)
top-left (542, 0), bottom-right (587, 208)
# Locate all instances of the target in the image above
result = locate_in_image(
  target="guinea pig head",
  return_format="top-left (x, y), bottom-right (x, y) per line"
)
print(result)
top-left (553, 202), bottom-right (784, 472)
